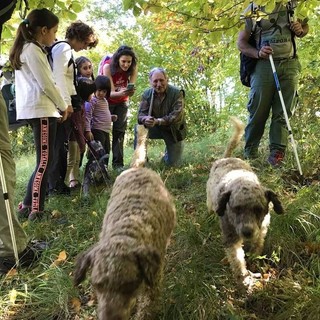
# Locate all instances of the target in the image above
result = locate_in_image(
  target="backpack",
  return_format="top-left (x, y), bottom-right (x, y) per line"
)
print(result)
top-left (239, 30), bottom-right (259, 87)
top-left (46, 40), bottom-right (74, 71)
top-left (240, 1), bottom-right (297, 87)
top-left (239, 1), bottom-right (260, 87)
top-left (97, 54), bottom-right (112, 75)
top-left (0, 0), bottom-right (17, 39)
top-left (46, 41), bottom-right (83, 110)
top-left (2, 83), bottom-right (16, 124)
top-left (2, 83), bottom-right (27, 130)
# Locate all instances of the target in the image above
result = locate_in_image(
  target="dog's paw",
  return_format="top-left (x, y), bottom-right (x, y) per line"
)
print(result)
top-left (248, 270), bottom-right (262, 279)
top-left (239, 271), bottom-right (264, 294)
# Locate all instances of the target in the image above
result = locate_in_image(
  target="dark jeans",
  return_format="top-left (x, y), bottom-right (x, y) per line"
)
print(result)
top-left (24, 118), bottom-right (57, 212)
top-left (133, 124), bottom-right (184, 166)
top-left (109, 102), bottom-right (128, 168)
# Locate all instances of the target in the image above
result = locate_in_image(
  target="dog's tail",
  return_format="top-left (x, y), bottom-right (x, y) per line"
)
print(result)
top-left (131, 124), bottom-right (148, 168)
top-left (223, 117), bottom-right (245, 158)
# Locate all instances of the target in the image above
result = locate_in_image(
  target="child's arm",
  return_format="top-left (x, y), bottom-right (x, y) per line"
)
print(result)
top-left (84, 100), bottom-right (94, 141)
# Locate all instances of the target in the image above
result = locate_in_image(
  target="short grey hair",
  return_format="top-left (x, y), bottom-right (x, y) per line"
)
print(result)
top-left (148, 67), bottom-right (167, 79)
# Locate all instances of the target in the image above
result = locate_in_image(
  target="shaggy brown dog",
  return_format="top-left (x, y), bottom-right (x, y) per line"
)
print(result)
top-left (74, 125), bottom-right (176, 320)
top-left (206, 117), bottom-right (284, 291)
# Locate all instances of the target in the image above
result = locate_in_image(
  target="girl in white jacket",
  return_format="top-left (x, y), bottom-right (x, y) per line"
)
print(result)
top-left (9, 8), bottom-right (71, 221)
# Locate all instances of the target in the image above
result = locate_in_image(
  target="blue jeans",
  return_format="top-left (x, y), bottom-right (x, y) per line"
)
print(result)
top-left (134, 125), bottom-right (184, 166)
top-left (244, 57), bottom-right (301, 156)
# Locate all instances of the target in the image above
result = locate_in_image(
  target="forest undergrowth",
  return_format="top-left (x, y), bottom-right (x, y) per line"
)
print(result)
top-left (1, 122), bottom-right (320, 320)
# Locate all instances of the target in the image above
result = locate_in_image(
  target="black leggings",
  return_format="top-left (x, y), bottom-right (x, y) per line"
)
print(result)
top-left (24, 118), bottom-right (57, 213)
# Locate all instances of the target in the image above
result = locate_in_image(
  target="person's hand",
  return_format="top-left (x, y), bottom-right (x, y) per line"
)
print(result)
top-left (58, 110), bottom-right (68, 123)
top-left (111, 114), bottom-right (118, 122)
top-left (290, 21), bottom-right (304, 37)
top-left (85, 131), bottom-right (94, 141)
top-left (257, 45), bottom-right (273, 59)
top-left (118, 87), bottom-right (130, 97)
top-left (125, 87), bottom-right (136, 97)
top-left (66, 105), bottom-right (74, 117)
top-left (142, 116), bottom-right (157, 128)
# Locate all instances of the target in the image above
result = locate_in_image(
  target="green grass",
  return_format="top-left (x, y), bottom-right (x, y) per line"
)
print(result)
top-left (1, 126), bottom-right (320, 319)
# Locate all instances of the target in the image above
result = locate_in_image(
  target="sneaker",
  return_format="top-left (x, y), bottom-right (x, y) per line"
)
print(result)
top-left (267, 149), bottom-right (285, 167)
top-left (69, 179), bottom-right (81, 190)
top-left (17, 202), bottom-right (31, 219)
top-left (28, 211), bottom-right (42, 221)
top-left (0, 240), bottom-right (48, 275)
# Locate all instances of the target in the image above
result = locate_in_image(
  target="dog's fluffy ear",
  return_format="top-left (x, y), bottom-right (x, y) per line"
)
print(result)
top-left (217, 191), bottom-right (231, 216)
top-left (265, 190), bottom-right (284, 214)
top-left (74, 247), bottom-right (95, 286)
top-left (135, 245), bottom-right (161, 287)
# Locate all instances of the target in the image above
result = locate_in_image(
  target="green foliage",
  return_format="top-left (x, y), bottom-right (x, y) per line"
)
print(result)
top-left (10, 126), bottom-right (34, 156)
top-left (1, 0), bottom-right (89, 52)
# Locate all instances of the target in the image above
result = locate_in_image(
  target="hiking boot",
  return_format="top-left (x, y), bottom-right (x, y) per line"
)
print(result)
top-left (267, 149), bottom-right (285, 167)
top-left (0, 240), bottom-right (48, 275)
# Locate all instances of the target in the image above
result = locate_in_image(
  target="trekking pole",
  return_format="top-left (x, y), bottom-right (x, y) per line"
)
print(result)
top-left (137, 87), bottom-right (154, 160)
top-left (0, 153), bottom-right (19, 267)
top-left (264, 41), bottom-right (303, 176)
top-left (148, 88), bottom-right (155, 116)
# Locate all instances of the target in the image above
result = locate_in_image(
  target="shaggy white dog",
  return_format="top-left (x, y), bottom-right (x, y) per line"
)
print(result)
top-left (206, 117), bottom-right (284, 290)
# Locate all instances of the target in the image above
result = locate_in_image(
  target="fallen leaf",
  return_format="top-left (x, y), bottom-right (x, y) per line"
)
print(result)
top-left (263, 273), bottom-right (270, 281)
top-left (51, 209), bottom-right (61, 219)
top-left (87, 298), bottom-right (95, 307)
top-left (50, 250), bottom-right (67, 267)
top-left (9, 289), bottom-right (18, 304)
top-left (22, 221), bottom-right (29, 228)
top-left (70, 297), bottom-right (81, 313)
top-left (5, 268), bottom-right (18, 278)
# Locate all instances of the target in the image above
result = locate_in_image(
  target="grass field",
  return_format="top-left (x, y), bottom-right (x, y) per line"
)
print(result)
top-left (1, 124), bottom-right (320, 320)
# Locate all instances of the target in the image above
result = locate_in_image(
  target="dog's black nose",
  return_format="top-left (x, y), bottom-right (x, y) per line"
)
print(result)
top-left (242, 227), bottom-right (253, 238)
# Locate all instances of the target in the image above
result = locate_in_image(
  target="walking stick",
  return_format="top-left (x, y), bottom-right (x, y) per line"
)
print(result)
top-left (148, 88), bottom-right (155, 116)
top-left (265, 41), bottom-right (303, 175)
top-left (135, 88), bottom-right (155, 161)
top-left (0, 153), bottom-right (19, 267)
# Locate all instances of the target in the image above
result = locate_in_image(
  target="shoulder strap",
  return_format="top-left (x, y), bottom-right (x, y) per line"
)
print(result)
top-left (287, 1), bottom-right (297, 57)
top-left (50, 40), bottom-right (77, 87)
